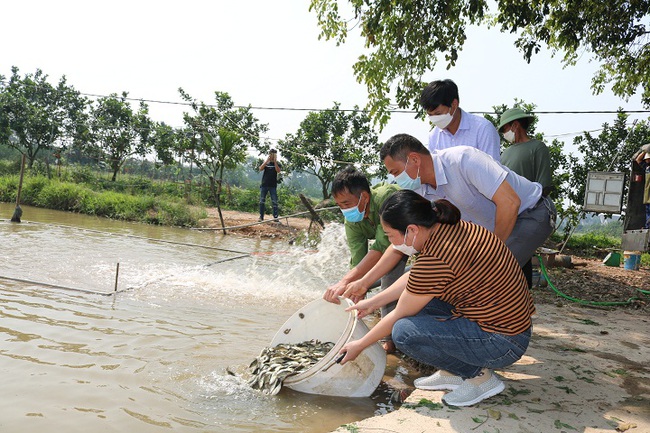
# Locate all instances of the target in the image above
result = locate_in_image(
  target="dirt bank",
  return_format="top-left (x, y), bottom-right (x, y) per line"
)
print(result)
top-left (197, 209), bottom-right (320, 240)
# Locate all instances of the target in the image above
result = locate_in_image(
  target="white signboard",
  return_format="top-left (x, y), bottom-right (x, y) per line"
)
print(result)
top-left (583, 171), bottom-right (625, 213)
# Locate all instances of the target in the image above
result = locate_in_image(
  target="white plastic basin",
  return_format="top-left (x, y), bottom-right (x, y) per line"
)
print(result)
top-left (269, 298), bottom-right (386, 397)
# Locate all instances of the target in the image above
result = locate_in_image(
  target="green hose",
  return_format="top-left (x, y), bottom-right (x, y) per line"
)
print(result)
top-left (536, 254), bottom-right (649, 307)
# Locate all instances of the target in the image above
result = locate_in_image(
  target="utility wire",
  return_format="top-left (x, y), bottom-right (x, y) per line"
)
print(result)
top-left (80, 91), bottom-right (650, 116)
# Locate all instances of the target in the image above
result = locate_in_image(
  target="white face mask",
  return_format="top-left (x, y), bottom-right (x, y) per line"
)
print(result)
top-left (392, 229), bottom-right (418, 256)
top-left (503, 129), bottom-right (516, 143)
top-left (428, 105), bottom-right (457, 129)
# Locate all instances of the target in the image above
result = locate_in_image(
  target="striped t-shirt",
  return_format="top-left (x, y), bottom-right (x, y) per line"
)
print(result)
top-left (406, 220), bottom-right (535, 335)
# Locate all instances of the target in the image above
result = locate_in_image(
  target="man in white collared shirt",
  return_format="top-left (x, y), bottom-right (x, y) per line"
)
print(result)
top-left (421, 79), bottom-right (501, 162)
top-left (380, 133), bottom-right (556, 267)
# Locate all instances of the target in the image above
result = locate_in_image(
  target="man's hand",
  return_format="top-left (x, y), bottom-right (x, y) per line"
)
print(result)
top-left (323, 280), bottom-right (347, 304)
top-left (342, 280), bottom-right (369, 304)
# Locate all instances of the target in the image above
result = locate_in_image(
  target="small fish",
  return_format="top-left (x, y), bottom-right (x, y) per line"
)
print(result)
top-left (247, 339), bottom-right (335, 395)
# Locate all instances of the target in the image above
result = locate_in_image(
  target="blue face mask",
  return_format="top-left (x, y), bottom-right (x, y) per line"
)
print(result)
top-left (341, 194), bottom-right (365, 223)
top-left (394, 159), bottom-right (421, 190)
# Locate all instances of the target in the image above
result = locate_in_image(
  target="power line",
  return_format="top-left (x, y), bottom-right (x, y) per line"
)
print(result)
top-left (80, 92), bottom-right (650, 116)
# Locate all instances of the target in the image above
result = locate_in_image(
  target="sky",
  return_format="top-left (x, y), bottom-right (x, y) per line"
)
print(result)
top-left (1, 0), bottom-right (648, 159)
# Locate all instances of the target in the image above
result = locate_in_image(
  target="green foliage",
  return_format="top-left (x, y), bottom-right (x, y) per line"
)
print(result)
top-left (403, 398), bottom-right (444, 410)
top-left (494, 1), bottom-right (650, 107)
top-left (548, 231), bottom-right (622, 257)
top-left (0, 174), bottom-right (204, 226)
top-left (0, 158), bottom-right (20, 176)
top-left (178, 89), bottom-right (268, 210)
top-left (89, 92), bottom-right (154, 181)
top-left (278, 102), bottom-right (382, 199)
top-left (310, 1), bottom-right (650, 127)
top-left (0, 168), bottom-right (323, 226)
top-left (0, 66), bottom-right (89, 167)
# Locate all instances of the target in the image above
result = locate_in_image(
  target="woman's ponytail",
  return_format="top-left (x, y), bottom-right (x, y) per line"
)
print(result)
top-left (432, 199), bottom-right (460, 224)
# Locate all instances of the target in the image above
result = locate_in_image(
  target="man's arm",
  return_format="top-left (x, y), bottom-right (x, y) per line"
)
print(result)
top-left (343, 247), bottom-right (405, 301)
top-left (635, 151), bottom-right (646, 165)
top-left (339, 287), bottom-right (433, 364)
top-left (323, 250), bottom-right (382, 304)
top-left (491, 180), bottom-right (521, 241)
top-left (259, 156), bottom-right (270, 171)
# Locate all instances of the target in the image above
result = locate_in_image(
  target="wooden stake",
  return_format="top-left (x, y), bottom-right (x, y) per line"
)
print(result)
top-left (10, 154), bottom-right (26, 223)
top-left (299, 194), bottom-right (325, 228)
top-left (114, 262), bottom-right (120, 293)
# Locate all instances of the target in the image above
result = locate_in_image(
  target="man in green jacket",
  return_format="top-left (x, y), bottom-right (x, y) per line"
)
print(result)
top-left (323, 165), bottom-right (407, 352)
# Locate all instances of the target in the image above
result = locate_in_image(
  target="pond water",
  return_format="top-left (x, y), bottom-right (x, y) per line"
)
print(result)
top-left (0, 204), bottom-right (415, 433)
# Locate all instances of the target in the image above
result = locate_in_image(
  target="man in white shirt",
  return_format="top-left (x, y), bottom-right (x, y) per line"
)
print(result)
top-left (380, 133), bottom-right (556, 266)
top-left (421, 79), bottom-right (501, 162)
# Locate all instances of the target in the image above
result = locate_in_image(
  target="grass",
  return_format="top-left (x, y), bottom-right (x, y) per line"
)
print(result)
top-left (0, 170), bottom-right (330, 228)
top-left (548, 231), bottom-right (650, 267)
top-left (0, 175), bottom-right (205, 227)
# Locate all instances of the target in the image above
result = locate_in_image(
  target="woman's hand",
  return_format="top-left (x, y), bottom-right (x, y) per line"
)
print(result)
top-left (345, 297), bottom-right (378, 319)
top-left (338, 339), bottom-right (366, 365)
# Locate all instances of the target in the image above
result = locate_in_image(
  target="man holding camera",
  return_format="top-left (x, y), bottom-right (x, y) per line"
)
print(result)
top-left (259, 149), bottom-right (281, 222)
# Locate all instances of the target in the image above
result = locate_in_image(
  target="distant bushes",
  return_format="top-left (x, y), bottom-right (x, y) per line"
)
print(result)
top-left (549, 231), bottom-right (622, 253)
top-left (547, 230), bottom-right (649, 267)
top-left (0, 174), bottom-right (205, 227)
top-left (0, 169), bottom-right (327, 227)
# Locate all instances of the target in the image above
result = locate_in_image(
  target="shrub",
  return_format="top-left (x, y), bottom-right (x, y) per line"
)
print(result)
top-left (35, 182), bottom-right (89, 211)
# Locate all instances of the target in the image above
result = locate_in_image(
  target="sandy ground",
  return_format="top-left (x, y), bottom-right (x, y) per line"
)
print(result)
top-left (330, 303), bottom-right (650, 433)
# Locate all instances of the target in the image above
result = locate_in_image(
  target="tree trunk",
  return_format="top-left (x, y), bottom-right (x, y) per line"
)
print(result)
top-left (321, 183), bottom-right (329, 200)
top-left (209, 175), bottom-right (227, 235)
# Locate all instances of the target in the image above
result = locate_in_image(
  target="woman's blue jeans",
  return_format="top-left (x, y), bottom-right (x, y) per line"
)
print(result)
top-left (392, 299), bottom-right (531, 379)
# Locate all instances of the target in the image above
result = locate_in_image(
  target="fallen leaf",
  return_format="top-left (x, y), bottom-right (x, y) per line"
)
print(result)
top-left (616, 422), bottom-right (637, 432)
top-left (488, 409), bottom-right (501, 420)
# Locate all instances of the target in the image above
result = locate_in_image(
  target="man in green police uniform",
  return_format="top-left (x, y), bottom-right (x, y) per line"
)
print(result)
top-left (323, 166), bottom-right (407, 352)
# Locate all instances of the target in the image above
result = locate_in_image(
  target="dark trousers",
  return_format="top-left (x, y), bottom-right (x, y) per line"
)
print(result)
top-left (259, 186), bottom-right (278, 219)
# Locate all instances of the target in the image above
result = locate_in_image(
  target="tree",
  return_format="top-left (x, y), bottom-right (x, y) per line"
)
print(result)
top-left (178, 89), bottom-right (268, 229)
top-left (89, 92), bottom-right (153, 181)
top-left (278, 102), bottom-right (381, 199)
top-left (0, 66), bottom-right (89, 168)
top-left (310, 0), bottom-right (650, 128)
top-left (149, 121), bottom-right (180, 168)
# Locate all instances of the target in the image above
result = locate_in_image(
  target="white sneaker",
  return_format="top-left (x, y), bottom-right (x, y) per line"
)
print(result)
top-left (414, 371), bottom-right (464, 391)
top-left (442, 372), bottom-right (505, 407)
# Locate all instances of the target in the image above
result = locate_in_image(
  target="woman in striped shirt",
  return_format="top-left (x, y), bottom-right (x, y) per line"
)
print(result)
top-left (339, 189), bottom-right (535, 407)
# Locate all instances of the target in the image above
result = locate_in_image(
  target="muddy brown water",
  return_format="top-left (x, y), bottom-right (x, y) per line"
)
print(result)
top-left (0, 204), bottom-right (413, 433)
